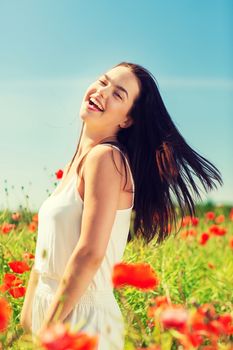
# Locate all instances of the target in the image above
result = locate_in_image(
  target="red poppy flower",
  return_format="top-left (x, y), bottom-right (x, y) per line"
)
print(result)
top-left (218, 228), bottom-right (227, 236)
top-left (189, 229), bottom-right (197, 236)
top-left (22, 252), bottom-right (35, 260)
top-left (152, 295), bottom-right (169, 308)
top-left (199, 232), bottom-right (210, 245)
top-left (205, 212), bottom-right (215, 221)
top-left (191, 217), bottom-right (199, 226)
top-left (0, 273), bottom-right (24, 296)
top-left (0, 297), bottom-right (12, 332)
top-left (157, 303), bottom-right (233, 348)
top-left (28, 222), bottom-right (37, 233)
top-left (8, 261), bottom-right (31, 274)
top-left (160, 307), bottom-right (188, 332)
top-left (32, 213), bottom-right (38, 223)
top-left (229, 208), bottom-right (233, 221)
top-left (181, 216), bottom-right (192, 227)
top-left (207, 320), bottom-right (224, 337)
top-left (148, 295), bottom-right (170, 318)
top-left (208, 225), bottom-right (227, 236)
top-left (181, 216), bottom-right (199, 227)
top-left (1, 223), bottom-right (16, 234)
top-left (217, 314), bottom-right (233, 335)
top-left (3, 273), bottom-right (23, 288)
top-left (190, 303), bottom-right (223, 337)
top-left (180, 230), bottom-right (189, 239)
top-left (197, 303), bottom-right (216, 319)
top-left (180, 229), bottom-right (197, 239)
top-left (72, 332), bottom-right (99, 350)
top-left (11, 212), bottom-right (21, 221)
top-left (8, 287), bottom-right (26, 298)
top-left (39, 322), bottom-right (98, 350)
top-left (185, 332), bottom-right (203, 348)
top-left (215, 214), bottom-right (225, 224)
top-left (112, 262), bottom-right (159, 290)
top-left (40, 323), bottom-right (78, 349)
top-left (55, 169), bottom-right (64, 179)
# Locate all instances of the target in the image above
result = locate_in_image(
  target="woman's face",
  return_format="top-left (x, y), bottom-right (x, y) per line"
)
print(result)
top-left (79, 66), bottom-right (140, 132)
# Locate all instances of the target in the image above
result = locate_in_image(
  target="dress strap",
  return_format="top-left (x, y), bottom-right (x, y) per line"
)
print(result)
top-left (100, 143), bottom-right (135, 194)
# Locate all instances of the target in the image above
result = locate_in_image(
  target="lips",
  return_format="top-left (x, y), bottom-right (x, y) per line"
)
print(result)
top-left (87, 100), bottom-right (103, 112)
top-left (88, 94), bottom-right (105, 111)
top-left (92, 97), bottom-right (105, 111)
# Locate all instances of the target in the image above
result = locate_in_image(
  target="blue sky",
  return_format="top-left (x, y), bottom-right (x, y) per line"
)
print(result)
top-left (0, 0), bottom-right (232, 211)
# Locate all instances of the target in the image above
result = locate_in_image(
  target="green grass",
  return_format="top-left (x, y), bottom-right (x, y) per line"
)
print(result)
top-left (0, 203), bottom-right (232, 349)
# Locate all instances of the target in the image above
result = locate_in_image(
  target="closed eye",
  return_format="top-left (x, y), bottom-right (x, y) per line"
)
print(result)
top-left (98, 80), bottom-right (106, 85)
top-left (114, 92), bottom-right (122, 99)
top-left (98, 80), bottom-right (123, 100)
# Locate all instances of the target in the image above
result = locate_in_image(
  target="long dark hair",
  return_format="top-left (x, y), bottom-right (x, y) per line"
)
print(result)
top-left (67, 61), bottom-right (223, 244)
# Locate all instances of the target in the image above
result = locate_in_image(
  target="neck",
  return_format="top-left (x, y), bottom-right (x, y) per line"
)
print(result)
top-left (77, 124), bottom-right (118, 158)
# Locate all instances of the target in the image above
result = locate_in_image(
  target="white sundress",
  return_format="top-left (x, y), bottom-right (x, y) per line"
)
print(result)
top-left (31, 144), bottom-right (135, 350)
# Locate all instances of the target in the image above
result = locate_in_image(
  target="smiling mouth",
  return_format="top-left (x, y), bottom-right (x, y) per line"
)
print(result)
top-left (87, 100), bottom-right (104, 112)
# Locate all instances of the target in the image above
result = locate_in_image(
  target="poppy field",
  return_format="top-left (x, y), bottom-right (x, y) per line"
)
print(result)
top-left (0, 202), bottom-right (232, 349)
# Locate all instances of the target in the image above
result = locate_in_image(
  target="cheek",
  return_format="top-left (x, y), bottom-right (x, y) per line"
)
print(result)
top-left (108, 97), bottom-right (127, 112)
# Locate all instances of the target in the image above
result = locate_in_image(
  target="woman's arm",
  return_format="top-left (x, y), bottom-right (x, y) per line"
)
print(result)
top-left (20, 264), bottom-right (39, 333)
top-left (37, 145), bottom-right (123, 333)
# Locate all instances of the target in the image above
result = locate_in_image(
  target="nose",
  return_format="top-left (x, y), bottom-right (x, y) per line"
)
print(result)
top-left (97, 84), bottom-right (111, 99)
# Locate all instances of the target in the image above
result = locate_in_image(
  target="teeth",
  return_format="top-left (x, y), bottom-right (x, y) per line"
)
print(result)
top-left (90, 97), bottom-right (104, 111)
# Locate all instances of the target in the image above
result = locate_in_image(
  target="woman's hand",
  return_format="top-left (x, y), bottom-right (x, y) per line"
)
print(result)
top-left (36, 321), bottom-right (53, 338)
top-left (36, 328), bottom-right (43, 339)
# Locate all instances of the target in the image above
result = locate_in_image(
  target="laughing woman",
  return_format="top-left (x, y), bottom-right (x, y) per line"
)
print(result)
top-left (20, 62), bottom-right (223, 349)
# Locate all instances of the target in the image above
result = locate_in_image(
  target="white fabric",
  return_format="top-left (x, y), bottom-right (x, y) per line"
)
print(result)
top-left (32, 144), bottom-right (135, 350)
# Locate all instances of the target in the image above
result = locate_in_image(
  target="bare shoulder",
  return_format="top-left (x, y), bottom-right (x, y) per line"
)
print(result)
top-left (80, 144), bottom-right (125, 204)
top-left (84, 144), bottom-right (124, 178)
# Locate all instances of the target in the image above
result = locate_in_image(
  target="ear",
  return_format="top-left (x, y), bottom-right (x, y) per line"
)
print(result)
top-left (119, 116), bottom-right (134, 129)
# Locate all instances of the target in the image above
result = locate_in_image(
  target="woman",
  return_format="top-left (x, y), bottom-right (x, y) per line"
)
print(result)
top-left (20, 62), bottom-right (223, 349)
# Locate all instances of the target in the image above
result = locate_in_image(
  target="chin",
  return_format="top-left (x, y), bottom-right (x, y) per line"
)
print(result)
top-left (79, 104), bottom-right (88, 120)
top-left (79, 111), bottom-right (93, 123)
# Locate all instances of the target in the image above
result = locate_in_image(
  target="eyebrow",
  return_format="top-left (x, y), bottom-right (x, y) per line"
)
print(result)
top-left (103, 74), bottom-right (128, 99)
